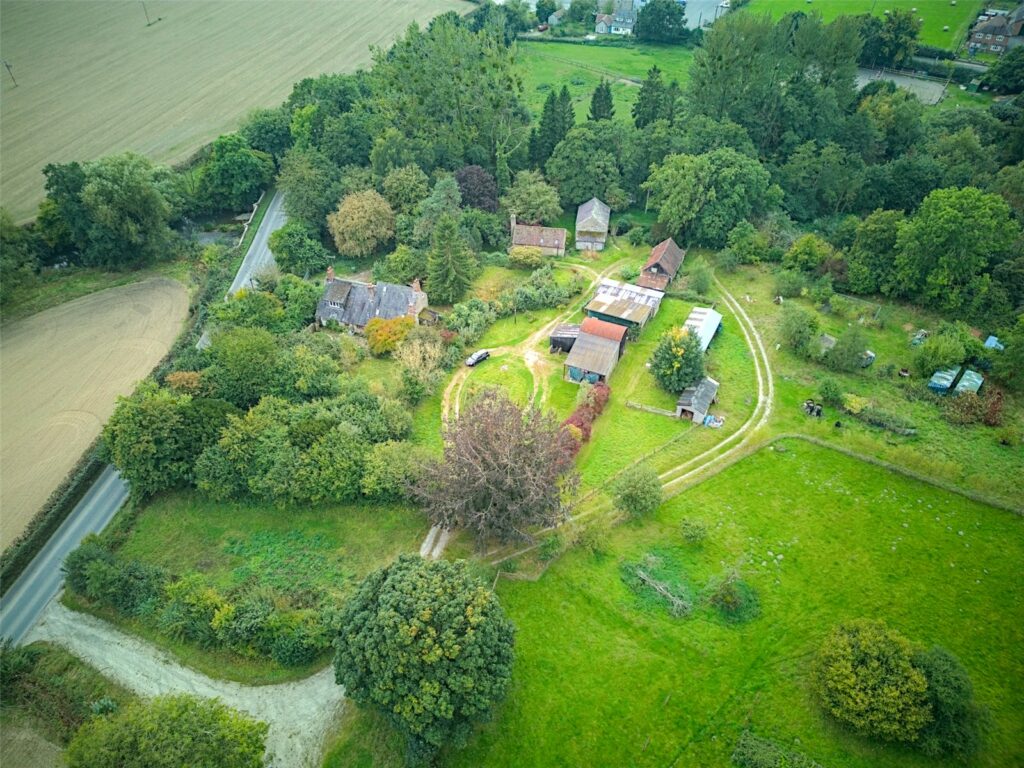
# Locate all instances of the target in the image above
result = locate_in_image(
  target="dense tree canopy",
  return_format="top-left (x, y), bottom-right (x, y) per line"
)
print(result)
top-left (334, 555), bottom-right (515, 764)
top-left (500, 170), bottom-right (562, 224)
top-left (327, 190), bottom-right (395, 258)
top-left (644, 148), bottom-right (780, 247)
top-left (635, 0), bottom-right (688, 44)
top-left (197, 134), bottom-right (274, 212)
top-left (267, 220), bottom-right (331, 277)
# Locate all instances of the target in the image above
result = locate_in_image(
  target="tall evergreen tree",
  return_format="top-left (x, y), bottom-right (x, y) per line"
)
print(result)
top-left (557, 85), bottom-right (575, 134)
top-left (427, 213), bottom-right (474, 304)
top-left (588, 79), bottom-right (615, 121)
top-left (535, 91), bottom-right (561, 167)
top-left (632, 66), bottom-right (666, 128)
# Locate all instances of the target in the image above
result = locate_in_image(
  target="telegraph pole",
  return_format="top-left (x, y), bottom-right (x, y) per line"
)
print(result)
top-left (141, 1), bottom-right (152, 26)
top-left (2, 60), bottom-right (16, 87)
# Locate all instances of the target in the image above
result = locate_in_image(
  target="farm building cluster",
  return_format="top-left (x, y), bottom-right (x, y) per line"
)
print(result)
top-left (548, 231), bottom-right (724, 424)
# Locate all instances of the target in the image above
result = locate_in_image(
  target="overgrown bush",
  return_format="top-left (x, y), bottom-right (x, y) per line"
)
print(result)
top-left (944, 392), bottom-right (986, 425)
top-left (158, 574), bottom-right (227, 649)
top-left (63, 534), bottom-right (115, 595)
top-left (731, 731), bottom-right (823, 768)
top-left (914, 646), bottom-right (986, 760)
top-left (365, 316), bottom-right (414, 357)
top-left (619, 264), bottom-right (640, 282)
top-left (212, 591), bottom-right (275, 656)
top-left (269, 610), bottom-right (328, 667)
top-left (84, 558), bottom-right (166, 618)
top-left (772, 270), bottom-right (806, 298)
top-left (508, 245), bottom-right (544, 269)
top-left (819, 377), bottom-right (842, 407)
top-left (627, 226), bottom-right (648, 245)
top-left (707, 572), bottom-right (760, 624)
top-left (680, 518), bottom-right (708, 545)
top-left (562, 382), bottom-right (611, 454)
top-left (611, 464), bottom-right (662, 519)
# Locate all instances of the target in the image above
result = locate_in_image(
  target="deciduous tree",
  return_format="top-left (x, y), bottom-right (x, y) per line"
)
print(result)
top-left (197, 134), bottom-right (274, 212)
top-left (413, 389), bottom-right (578, 544)
top-left (650, 327), bottom-right (705, 393)
top-left (334, 555), bottom-right (514, 764)
top-left (327, 189), bottom-right (395, 258)
top-left (611, 464), bottom-right (663, 519)
top-left (500, 170), bottom-right (562, 224)
top-left (454, 165), bottom-right (499, 212)
top-left (381, 164), bottom-right (430, 215)
top-left (268, 220), bottom-right (331, 277)
top-left (635, 0), bottom-right (688, 44)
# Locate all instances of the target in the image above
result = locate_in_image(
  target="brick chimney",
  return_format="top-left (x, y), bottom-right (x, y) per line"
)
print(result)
top-left (325, 265), bottom-right (335, 284)
top-left (411, 278), bottom-right (422, 293)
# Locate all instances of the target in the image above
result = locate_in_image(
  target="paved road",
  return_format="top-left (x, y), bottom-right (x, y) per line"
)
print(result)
top-left (0, 465), bottom-right (128, 644)
top-left (227, 189), bottom-right (286, 296)
top-left (1, 190), bottom-right (286, 643)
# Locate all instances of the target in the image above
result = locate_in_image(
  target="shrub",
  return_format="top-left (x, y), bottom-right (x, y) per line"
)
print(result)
top-left (983, 389), bottom-right (1004, 427)
top-left (269, 611), bottom-right (327, 667)
top-left (158, 574), bottom-right (227, 649)
top-left (618, 261), bottom-right (644, 282)
top-left (508, 245), bottom-right (545, 269)
top-left (364, 316), bottom-right (414, 357)
top-left (538, 534), bottom-right (563, 562)
top-left (688, 258), bottom-right (713, 295)
top-left (813, 620), bottom-right (931, 743)
top-left (996, 426), bottom-right (1022, 447)
top-left (84, 558), bottom-right (166, 618)
top-left (680, 518), bottom-right (708, 545)
top-left (914, 646), bottom-right (986, 759)
top-left (211, 592), bottom-right (275, 656)
top-left (707, 572), bottom-right (759, 624)
top-left (562, 383), bottom-right (610, 453)
top-left (568, 516), bottom-right (613, 557)
top-left (913, 334), bottom-right (966, 378)
top-left (627, 226), bottom-right (648, 246)
top-left (825, 327), bottom-right (868, 373)
top-left (613, 215), bottom-right (633, 236)
top-left (63, 534), bottom-right (115, 595)
top-left (360, 440), bottom-right (427, 500)
top-left (784, 234), bottom-right (833, 272)
top-left (944, 392), bottom-right (986, 425)
top-left (819, 377), bottom-right (842, 407)
top-left (779, 305), bottom-right (819, 357)
top-left (773, 270), bottom-right (806, 298)
top-left (731, 731), bottom-right (824, 768)
top-left (611, 464), bottom-right (662, 519)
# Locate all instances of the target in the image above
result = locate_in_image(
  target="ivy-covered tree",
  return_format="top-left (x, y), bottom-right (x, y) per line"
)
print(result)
top-left (588, 79), bottom-right (614, 121)
top-left (334, 555), bottom-right (515, 764)
top-left (650, 327), bottom-right (705, 393)
top-left (426, 213), bottom-right (474, 304)
top-left (66, 694), bottom-right (267, 768)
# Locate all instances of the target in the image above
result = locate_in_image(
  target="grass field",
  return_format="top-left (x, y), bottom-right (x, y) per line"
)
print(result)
top-left (742, 0), bottom-right (985, 49)
top-left (517, 41), bottom-right (694, 119)
top-left (0, 0), bottom-right (469, 221)
top-left (80, 491), bottom-right (428, 683)
top-left (0, 278), bottom-right (188, 549)
top-left (326, 441), bottom-right (1024, 768)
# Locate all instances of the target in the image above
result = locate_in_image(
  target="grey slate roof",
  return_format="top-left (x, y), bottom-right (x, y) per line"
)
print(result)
top-left (316, 279), bottom-right (424, 328)
top-left (576, 198), bottom-right (610, 234)
top-left (564, 332), bottom-right (620, 378)
top-left (677, 377), bottom-right (720, 415)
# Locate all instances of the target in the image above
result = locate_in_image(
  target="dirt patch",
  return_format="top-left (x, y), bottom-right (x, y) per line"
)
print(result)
top-left (0, 716), bottom-right (62, 768)
top-left (0, 278), bottom-right (188, 549)
top-left (28, 602), bottom-right (345, 768)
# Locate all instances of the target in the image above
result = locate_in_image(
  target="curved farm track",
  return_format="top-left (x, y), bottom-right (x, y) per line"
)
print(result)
top-left (0, 277), bottom-right (188, 549)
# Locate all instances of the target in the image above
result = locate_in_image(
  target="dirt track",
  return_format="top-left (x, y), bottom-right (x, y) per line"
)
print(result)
top-left (28, 602), bottom-right (345, 768)
top-left (0, 278), bottom-right (187, 549)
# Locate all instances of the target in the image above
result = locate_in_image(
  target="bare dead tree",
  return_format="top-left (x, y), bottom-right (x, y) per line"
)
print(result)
top-left (412, 388), bottom-right (579, 548)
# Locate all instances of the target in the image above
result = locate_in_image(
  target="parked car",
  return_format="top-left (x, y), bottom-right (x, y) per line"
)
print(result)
top-left (465, 349), bottom-right (490, 367)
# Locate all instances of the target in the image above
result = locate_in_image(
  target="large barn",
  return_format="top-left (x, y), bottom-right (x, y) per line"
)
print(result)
top-left (636, 238), bottom-right (685, 292)
top-left (575, 198), bottom-right (611, 251)
top-left (584, 279), bottom-right (663, 331)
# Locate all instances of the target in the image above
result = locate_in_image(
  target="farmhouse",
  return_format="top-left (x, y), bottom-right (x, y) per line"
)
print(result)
top-left (585, 279), bottom-right (663, 330)
top-left (564, 318), bottom-right (627, 384)
top-left (315, 267), bottom-right (427, 330)
top-left (928, 366), bottom-right (962, 394)
top-left (510, 215), bottom-right (567, 257)
top-left (548, 8), bottom-right (565, 25)
top-left (683, 306), bottom-right (723, 353)
top-left (676, 377), bottom-right (720, 423)
top-left (969, 7), bottom-right (1024, 53)
top-left (595, 3), bottom-right (636, 34)
top-left (575, 197), bottom-right (611, 251)
top-left (636, 238), bottom-right (685, 292)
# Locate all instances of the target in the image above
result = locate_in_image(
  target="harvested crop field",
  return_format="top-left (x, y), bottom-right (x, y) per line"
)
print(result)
top-left (0, 0), bottom-right (469, 221)
top-left (0, 278), bottom-right (187, 549)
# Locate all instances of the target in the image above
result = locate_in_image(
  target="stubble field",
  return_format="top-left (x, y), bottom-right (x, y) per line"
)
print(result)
top-left (0, 0), bottom-right (469, 221)
top-left (0, 278), bottom-right (187, 549)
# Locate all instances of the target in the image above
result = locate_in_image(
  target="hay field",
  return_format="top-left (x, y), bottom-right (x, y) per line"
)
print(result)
top-left (0, 0), bottom-right (469, 221)
top-left (0, 278), bottom-right (187, 549)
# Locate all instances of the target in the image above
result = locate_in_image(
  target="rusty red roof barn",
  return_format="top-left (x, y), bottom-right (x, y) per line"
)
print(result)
top-left (580, 316), bottom-right (627, 343)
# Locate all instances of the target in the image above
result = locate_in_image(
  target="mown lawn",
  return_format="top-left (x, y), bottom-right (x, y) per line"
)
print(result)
top-left (82, 492), bottom-right (428, 684)
top-left (716, 265), bottom-right (1024, 509)
top-left (460, 354), bottom-right (535, 408)
top-left (517, 41), bottom-right (694, 117)
top-left (325, 441), bottom-right (1024, 768)
top-left (741, 0), bottom-right (984, 49)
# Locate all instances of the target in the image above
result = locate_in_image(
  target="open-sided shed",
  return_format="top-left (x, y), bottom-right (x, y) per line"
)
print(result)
top-left (549, 324), bottom-right (579, 353)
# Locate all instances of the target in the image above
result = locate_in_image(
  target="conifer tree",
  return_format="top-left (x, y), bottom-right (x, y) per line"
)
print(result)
top-left (588, 79), bottom-right (614, 121)
top-left (557, 85), bottom-right (575, 134)
top-left (427, 213), bottom-right (474, 304)
top-left (632, 66), bottom-right (666, 128)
